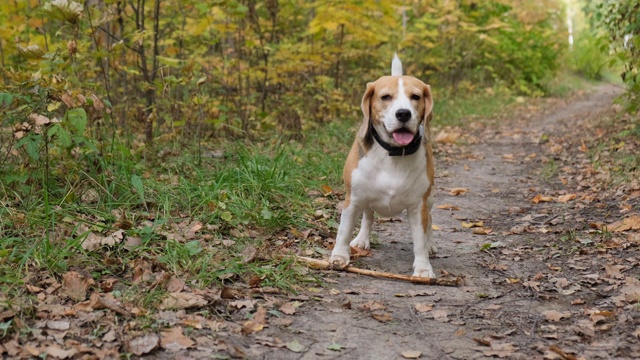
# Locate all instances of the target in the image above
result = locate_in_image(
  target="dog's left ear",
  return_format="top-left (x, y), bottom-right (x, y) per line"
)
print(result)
top-left (422, 84), bottom-right (434, 124)
top-left (358, 82), bottom-right (376, 140)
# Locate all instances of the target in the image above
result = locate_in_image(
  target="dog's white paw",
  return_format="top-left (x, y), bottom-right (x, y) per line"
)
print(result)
top-left (413, 259), bottom-right (435, 278)
top-left (413, 267), bottom-right (436, 278)
top-left (329, 252), bottom-right (350, 269)
top-left (349, 236), bottom-right (370, 250)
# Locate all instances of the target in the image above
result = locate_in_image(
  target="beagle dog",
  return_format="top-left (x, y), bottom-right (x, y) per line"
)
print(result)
top-left (329, 54), bottom-right (436, 278)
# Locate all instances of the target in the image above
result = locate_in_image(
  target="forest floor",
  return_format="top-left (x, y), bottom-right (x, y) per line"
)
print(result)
top-left (235, 84), bottom-right (640, 360)
top-left (2, 84), bottom-right (639, 360)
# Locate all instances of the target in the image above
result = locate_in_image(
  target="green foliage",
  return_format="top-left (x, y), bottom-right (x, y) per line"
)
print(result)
top-left (568, 31), bottom-right (609, 80)
top-left (588, 0), bottom-right (640, 111)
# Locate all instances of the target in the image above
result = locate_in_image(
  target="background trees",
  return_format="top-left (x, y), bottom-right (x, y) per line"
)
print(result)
top-left (1, 0), bottom-right (567, 145)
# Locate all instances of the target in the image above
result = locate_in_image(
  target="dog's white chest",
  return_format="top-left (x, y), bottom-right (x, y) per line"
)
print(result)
top-left (350, 148), bottom-right (429, 217)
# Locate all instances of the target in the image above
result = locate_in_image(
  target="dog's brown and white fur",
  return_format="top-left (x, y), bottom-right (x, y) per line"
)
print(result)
top-left (329, 54), bottom-right (436, 277)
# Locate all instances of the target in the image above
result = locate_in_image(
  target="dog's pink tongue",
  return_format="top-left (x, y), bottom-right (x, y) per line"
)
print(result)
top-left (393, 131), bottom-right (414, 146)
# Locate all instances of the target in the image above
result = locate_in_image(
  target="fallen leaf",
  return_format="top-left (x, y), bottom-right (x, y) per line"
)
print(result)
top-left (532, 194), bottom-right (553, 203)
top-left (473, 227), bottom-right (493, 235)
top-left (414, 303), bottom-right (433, 313)
top-left (502, 154), bottom-right (515, 161)
top-left (350, 246), bottom-right (372, 259)
top-left (327, 343), bottom-right (345, 351)
top-left (286, 340), bottom-right (306, 353)
top-left (46, 320), bottom-right (70, 331)
top-left (158, 293), bottom-right (208, 310)
top-left (62, 271), bottom-right (94, 301)
top-left (241, 246), bottom-right (257, 263)
top-left (482, 342), bottom-right (517, 358)
top-left (320, 185), bottom-right (333, 196)
top-left (29, 113), bottom-right (51, 126)
top-left (160, 326), bottom-right (194, 352)
top-left (128, 333), bottom-right (159, 356)
top-left (229, 299), bottom-right (256, 310)
top-left (280, 301), bottom-right (302, 315)
top-left (435, 130), bottom-right (460, 144)
top-left (103, 329), bottom-right (117, 342)
top-left (166, 277), bottom-right (186, 293)
top-left (473, 338), bottom-right (492, 346)
top-left (557, 194), bottom-right (576, 203)
top-left (242, 320), bottom-right (265, 335)
top-left (372, 312), bottom-right (393, 322)
top-left (604, 264), bottom-right (625, 279)
top-left (253, 306), bottom-right (267, 325)
top-left (44, 344), bottom-right (77, 359)
top-left (401, 350), bottom-right (422, 359)
top-left (449, 188), bottom-right (469, 196)
top-left (361, 300), bottom-right (386, 311)
top-left (542, 310), bottom-right (572, 322)
top-left (437, 204), bottom-right (460, 211)
top-left (615, 277), bottom-right (640, 305)
top-left (462, 221), bottom-right (483, 228)
top-left (606, 215), bottom-right (640, 232)
top-left (431, 309), bottom-right (448, 322)
top-left (572, 319), bottom-right (595, 338)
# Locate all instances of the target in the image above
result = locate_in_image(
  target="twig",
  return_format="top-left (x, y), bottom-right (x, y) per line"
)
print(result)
top-left (294, 256), bottom-right (463, 287)
top-left (549, 345), bottom-right (577, 360)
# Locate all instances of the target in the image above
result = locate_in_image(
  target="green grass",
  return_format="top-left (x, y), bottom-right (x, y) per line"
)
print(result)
top-left (0, 121), bottom-right (353, 305)
top-left (435, 86), bottom-right (516, 127)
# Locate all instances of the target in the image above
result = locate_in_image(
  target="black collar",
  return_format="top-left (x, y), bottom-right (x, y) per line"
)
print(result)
top-left (370, 123), bottom-right (423, 157)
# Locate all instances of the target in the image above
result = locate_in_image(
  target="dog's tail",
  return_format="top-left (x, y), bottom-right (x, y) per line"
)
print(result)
top-left (391, 53), bottom-right (403, 76)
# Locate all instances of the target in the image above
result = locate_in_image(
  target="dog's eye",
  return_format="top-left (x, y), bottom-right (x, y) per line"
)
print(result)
top-left (381, 95), bottom-right (392, 101)
top-left (411, 94), bottom-right (421, 101)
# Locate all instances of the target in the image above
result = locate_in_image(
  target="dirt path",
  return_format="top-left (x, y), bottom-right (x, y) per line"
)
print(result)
top-left (241, 84), bottom-right (639, 360)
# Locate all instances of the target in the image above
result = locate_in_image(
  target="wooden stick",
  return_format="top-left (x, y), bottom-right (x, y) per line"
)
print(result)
top-left (294, 256), bottom-right (463, 287)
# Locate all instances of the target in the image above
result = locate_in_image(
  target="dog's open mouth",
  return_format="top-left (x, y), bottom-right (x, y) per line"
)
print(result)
top-left (392, 129), bottom-right (415, 146)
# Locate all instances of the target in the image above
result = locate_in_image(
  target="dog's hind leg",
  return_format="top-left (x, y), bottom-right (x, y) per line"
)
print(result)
top-left (350, 208), bottom-right (373, 250)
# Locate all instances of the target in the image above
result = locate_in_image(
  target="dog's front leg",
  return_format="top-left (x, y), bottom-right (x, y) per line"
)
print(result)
top-left (350, 208), bottom-right (373, 250)
top-left (407, 206), bottom-right (436, 278)
top-left (329, 202), bottom-right (362, 268)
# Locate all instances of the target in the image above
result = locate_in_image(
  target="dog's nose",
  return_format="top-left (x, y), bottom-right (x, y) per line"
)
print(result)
top-left (395, 109), bottom-right (411, 123)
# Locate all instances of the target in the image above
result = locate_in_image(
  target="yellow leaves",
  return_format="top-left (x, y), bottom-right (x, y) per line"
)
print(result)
top-left (462, 221), bottom-right (492, 235)
top-left (320, 184), bottom-right (333, 197)
top-left (532, 194), bottom-right (553, 203)
top-left (532, 193), bottom-right (578, 204)
top-left (462, 221), bottom-right (483, 228)
top-left (156, 56), bottom-right (183, 67)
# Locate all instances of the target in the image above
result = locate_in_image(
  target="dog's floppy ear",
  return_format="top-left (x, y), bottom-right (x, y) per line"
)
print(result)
top-left (358, 82), bottom-right (376, 140)
top-left (422, 83), bottom-right (434, 124)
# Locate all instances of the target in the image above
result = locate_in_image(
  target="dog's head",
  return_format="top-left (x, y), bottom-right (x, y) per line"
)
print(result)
top-left (359, 57), bottom-right (433, 148)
